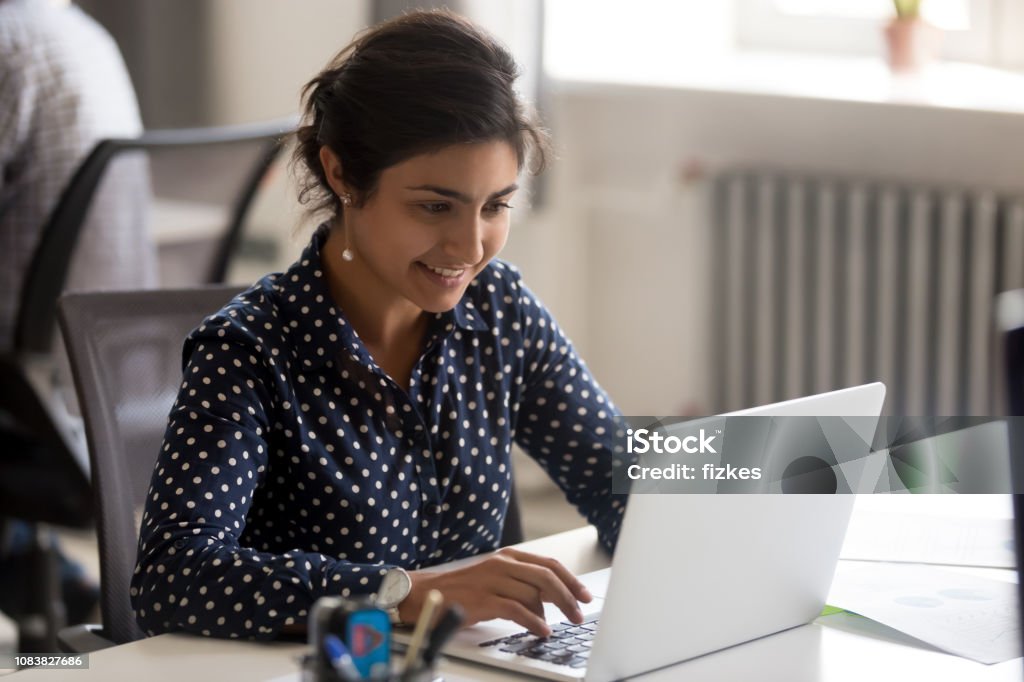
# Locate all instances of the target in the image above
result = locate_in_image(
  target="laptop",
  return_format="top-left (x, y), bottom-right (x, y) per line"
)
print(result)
top-left (400, 383), bottom-right (886, 681)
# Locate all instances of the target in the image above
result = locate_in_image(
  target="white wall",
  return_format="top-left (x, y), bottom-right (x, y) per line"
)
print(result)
top-left (524, 82), bottom-right (1024, 416)
top-left (205, 0), bottom-right (369, 125)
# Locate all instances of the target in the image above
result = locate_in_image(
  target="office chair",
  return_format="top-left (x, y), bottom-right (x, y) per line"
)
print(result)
top-left (56, 286), bottom-right (243, 649)
top-left (56, 286), bottom-right (526, 648)
top-left (0, 118), bottom-right (294, 652)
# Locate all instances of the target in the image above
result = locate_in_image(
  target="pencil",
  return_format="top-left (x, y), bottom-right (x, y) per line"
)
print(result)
top-left (403, 589), bottom-right (443, 670)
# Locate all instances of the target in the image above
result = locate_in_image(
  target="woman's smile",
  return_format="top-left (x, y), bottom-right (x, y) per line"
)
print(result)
top-left (417, 261), bottom-right (471, 288)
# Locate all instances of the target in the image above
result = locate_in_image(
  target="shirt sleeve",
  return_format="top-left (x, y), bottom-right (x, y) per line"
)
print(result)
top-left (131, 316), bottom-right (397, 639)
top-left (509, 275), bottom-right (629, 553)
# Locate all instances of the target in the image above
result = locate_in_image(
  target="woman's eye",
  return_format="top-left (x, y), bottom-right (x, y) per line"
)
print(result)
top-left (421, 202), bottom-right (450, 214)
top-left (484, 201), bottom-right (513, 215)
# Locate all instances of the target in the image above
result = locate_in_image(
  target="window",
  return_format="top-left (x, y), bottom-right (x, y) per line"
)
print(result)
top-left (736, 0), bottom-right (1023, 67)
top-left (544, 1), bottom-right (735, 82)
top-left (543, 0), bottom-right (1024, 85)
top-left (772, 0), bottom-right (970, 29)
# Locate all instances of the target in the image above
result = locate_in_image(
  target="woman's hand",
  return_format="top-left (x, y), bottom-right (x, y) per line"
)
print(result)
top-left (398, 547), bottom-right (593, 637)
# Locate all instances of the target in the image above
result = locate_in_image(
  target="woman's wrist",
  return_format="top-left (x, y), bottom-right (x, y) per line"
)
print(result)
top-left (396, 570), bottom-right (434, 625)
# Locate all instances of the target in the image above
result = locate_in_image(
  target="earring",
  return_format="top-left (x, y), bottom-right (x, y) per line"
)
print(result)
top-left (342, 195), bottom-right (354, 261)
top-left (340, 192), bottom-right (353, 260)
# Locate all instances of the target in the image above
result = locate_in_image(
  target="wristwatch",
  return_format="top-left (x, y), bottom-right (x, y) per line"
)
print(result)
top-left (376, 567), bottom-right (412, 624)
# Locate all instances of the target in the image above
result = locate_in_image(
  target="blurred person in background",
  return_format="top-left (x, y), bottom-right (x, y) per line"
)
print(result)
top-left (0, 0), bottom-right (157, 641)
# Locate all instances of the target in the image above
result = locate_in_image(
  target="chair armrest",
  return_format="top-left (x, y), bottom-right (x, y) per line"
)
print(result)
top-left (57, 623), bottom-right (115, 653)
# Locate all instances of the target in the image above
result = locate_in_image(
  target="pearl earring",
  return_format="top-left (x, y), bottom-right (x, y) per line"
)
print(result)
top-left (340, 193), bottom-right (354, 261)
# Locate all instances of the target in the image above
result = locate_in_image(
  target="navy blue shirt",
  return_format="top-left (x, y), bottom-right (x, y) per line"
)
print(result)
top-left (132, 227), bottom-right (626, 639)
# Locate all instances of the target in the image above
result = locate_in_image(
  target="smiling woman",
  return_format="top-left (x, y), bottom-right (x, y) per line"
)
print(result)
top-left (130, 10), bottom-right (628, 642)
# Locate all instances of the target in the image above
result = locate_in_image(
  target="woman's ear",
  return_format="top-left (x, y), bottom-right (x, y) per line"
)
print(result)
top-left (318, 146), bottom-right (347, 197)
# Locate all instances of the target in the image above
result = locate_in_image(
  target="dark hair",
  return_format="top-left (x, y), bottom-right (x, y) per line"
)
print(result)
top-left (293, 9), bottom-right (550, 221)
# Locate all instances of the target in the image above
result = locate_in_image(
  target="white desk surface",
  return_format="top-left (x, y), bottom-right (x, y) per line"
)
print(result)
top-left (6, 526), bottom-right (1022, 681)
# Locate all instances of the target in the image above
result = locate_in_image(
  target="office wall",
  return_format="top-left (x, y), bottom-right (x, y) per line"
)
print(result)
top-left (534, 84), bottom-right (1024, 416)
top-left (76, 0), bottom-right (211, 127)
top-left (78, 0), bottom-right (369, 127)
top-left (204, 0), bottom-right (369, 125)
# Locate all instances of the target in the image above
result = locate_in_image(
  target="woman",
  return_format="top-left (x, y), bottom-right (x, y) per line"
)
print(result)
top-left (132, 10), bottom-right (625, 641)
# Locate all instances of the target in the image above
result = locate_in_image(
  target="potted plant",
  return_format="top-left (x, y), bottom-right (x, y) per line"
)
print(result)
top-left (885, 0), bottom-right (940, 72)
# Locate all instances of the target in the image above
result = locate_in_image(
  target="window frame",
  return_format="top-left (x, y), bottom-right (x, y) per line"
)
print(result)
top-left (734, 0), bottom-right (1013, 66)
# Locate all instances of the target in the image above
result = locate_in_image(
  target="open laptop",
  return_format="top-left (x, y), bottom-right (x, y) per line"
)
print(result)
top-left (401, 383), bottom-right (886, 681)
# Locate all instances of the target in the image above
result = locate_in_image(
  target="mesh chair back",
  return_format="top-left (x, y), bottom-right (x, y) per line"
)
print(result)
top-left (18, 118), bottom-right (294, 354)
top-left (58, 286), bottom-right (242, 644)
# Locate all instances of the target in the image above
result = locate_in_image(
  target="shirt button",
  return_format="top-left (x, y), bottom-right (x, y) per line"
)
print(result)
top-left (173, 538), bottom-right (187, 550)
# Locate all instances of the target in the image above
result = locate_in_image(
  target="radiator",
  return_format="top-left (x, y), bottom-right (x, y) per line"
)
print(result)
top-left (711, 170), bottom-right (1024, 416)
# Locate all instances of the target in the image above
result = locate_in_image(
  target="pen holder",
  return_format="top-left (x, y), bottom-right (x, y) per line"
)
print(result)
top-left (307, 596), bottom-right (446, 682)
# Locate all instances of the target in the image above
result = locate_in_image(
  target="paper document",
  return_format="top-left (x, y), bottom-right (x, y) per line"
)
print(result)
top-left (827, 561), bottom-right (1021, 664)
top-left (841, 510), bottom-right (1015, 568)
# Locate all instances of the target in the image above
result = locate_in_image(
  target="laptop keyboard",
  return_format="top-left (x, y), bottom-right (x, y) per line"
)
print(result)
top-left (478, 616), bottom-right (600, 669)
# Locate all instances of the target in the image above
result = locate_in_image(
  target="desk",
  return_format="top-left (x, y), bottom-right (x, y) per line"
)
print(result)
top-left (6, 527), bottom-right (1022, 681)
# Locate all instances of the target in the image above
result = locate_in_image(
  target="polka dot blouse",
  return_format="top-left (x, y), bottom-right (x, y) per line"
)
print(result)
top-left (131, 226), bottom-right (627, 639)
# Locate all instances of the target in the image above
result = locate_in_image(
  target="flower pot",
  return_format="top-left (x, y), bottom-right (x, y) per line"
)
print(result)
top-left (883, 18), bottom-right (941, 72)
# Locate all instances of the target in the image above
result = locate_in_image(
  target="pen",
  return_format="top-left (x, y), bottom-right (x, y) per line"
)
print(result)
top-left (403, 589), bottom-right (442, 670)
top-left (421, 603), bottom-right (465, 666)
top-left (323, 633), bottom-right (362, 681)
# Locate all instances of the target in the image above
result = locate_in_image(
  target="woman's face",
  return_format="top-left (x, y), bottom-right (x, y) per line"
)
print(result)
top-left (323, 141), bottom-right (520, 315)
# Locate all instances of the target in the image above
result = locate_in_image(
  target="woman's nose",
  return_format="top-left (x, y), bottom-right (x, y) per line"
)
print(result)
top-left (443, 214), bottom-right (485, 264)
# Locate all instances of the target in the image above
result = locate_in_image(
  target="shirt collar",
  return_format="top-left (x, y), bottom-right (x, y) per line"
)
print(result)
top-left (434, 294), bottom-right (489, 334)
top-left (275, 226), bottom-right (488, 372)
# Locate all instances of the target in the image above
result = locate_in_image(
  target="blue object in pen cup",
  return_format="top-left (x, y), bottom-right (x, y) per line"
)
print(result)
top-left (323, 634), bottom-right (363, 681)
top-left (345, 608), bottom-right (392, 678)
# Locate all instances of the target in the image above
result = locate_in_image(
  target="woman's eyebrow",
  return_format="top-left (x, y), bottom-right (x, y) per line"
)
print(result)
top-left (405, 183), bottom-right (519, 203)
